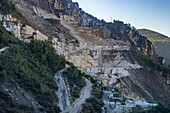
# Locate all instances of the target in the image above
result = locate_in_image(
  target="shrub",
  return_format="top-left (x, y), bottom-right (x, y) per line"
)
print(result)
top-left (63, 65), bottom-right (86, 100)
top-left (81, 78), bottom-right (104, 113)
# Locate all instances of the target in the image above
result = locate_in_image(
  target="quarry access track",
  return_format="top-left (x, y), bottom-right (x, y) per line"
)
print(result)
top-left (62, 78), bottom-right (92, 113)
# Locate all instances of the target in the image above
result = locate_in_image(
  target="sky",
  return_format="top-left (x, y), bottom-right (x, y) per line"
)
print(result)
top-left (72, 0), bottom-right (170, 37)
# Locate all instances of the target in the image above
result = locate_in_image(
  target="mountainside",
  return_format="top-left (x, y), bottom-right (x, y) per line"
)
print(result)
top-left (0, 0), bottom-right (170, 113)
top-left (138, 29), bottom-right (170, 65)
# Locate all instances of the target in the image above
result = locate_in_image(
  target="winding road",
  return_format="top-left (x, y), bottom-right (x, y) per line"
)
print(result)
top-left (62, 78), bottom-right (92, 113)
top-left (55, 65), bottom-right (70, 111)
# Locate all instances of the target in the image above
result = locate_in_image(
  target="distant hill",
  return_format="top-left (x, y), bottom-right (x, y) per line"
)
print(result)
top-left (138, 29), bottom-right (170, 66)
top-left (138, 29), bottom-right (169, 39)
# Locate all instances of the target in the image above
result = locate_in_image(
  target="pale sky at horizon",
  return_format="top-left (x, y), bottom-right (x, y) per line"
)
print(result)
top-left (72, 0), bottom-right (170, 37)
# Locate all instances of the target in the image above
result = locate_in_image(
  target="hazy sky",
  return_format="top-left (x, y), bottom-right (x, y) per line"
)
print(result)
top-left (72, 0), bottom-right (170, 37)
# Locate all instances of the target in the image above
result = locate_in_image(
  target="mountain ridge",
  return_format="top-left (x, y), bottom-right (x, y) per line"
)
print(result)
top-left (138, 28), bottom-right (170, 39)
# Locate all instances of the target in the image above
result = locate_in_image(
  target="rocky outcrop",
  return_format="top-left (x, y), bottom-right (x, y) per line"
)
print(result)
top-left (106, 21), bottom-right (157, 60)
top-left (0, 13), bottom-right (48, 41)
top-left (129, 30), bottom-right (156, 60)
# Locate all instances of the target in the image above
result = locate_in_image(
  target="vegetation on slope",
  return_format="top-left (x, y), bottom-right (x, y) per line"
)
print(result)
top-left (154, 42), bottom-right (170, 66)
top-left (81, 76), bottom-right (104, 113)
top-left (0, 23), bottom-right (65, 112)
top-left (45, 19), bottom-right (60, 25)
top-left (0, 0), bottom-right (27, 23)
top-left (0, 0), bottom-right (14, 14)
top-left (0, 21), bottom-right (19, 48)
top-left (138, 29), bottom-right (169, 40)
top-left (0, 90), bottom-right (34, 113)
top-left (148, 38), bottom-right (170, 43)
top-left (131, 49), bottom-right (170, 74)
top-left (62, 65), bottom-right (86, 101)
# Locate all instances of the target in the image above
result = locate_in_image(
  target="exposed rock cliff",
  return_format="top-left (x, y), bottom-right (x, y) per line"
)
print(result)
top-left (31, 0), bottom-right (156, 59)
top-left (7, 0), bottom-right (156, 60)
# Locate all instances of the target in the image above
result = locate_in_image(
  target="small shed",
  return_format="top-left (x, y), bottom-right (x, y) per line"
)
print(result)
top-left (113, 92), bottom-right (120, 97)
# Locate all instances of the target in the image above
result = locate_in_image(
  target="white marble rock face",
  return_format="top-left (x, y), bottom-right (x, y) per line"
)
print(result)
top-left (1, 12), bottom-right (141, 86)
top-left (1, 13), bottom-right (48, 41)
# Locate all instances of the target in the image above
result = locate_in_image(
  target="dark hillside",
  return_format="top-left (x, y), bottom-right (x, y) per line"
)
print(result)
top-left (138, 29), bottom-right (170, 65)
